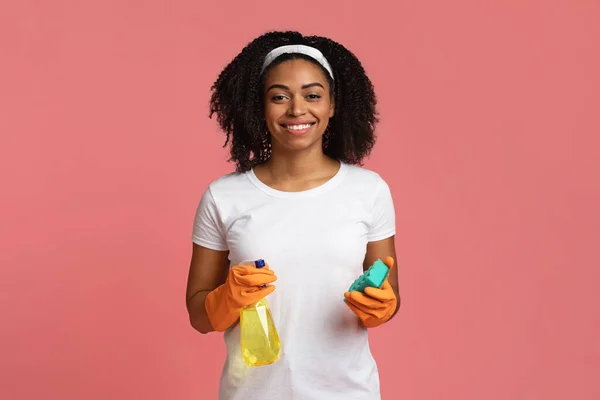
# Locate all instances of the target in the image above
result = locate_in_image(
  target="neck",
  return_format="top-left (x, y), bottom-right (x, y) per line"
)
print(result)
top-left (264, 145), bottom-right (334, 181)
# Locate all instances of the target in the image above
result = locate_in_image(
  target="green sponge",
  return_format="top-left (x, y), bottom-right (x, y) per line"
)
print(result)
top-left (346, 259), bottom-right (390, 300)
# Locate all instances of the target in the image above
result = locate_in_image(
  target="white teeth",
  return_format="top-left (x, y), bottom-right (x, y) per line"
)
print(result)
top-left (286, 124), bottom-right (312, 130)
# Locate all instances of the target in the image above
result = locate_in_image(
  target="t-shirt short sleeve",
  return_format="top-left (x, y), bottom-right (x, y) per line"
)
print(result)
top-left (367, 178), bottom-right (396, 242)
top-left (192, 186), bottom-right (228, 251)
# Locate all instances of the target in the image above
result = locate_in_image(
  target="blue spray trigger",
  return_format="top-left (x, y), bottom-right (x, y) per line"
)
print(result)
top-left (255, 259), bottom-right (266, 288)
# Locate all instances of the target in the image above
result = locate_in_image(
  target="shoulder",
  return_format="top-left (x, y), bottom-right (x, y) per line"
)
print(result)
top-left (205, 171), bottom-right (253, 198)
top-left (343, 163), bottom-right (390, 189)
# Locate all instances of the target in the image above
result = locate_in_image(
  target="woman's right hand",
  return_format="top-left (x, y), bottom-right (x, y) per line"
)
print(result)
top-left (222, 264), bottom-right (277, 308)
top-left (205, 264), bottom-right (277, 332)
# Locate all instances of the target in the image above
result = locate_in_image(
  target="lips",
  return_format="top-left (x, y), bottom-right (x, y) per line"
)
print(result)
top-left (279, 121), bottom-right (317, 136)
top-left (280, 122), bottom-right (316, 136)
top-left (284, 123), bottom-right (314, 130)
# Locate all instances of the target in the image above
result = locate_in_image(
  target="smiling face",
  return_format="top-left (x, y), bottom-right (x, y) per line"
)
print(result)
top-left (263, 58), bottom-right (335, 155)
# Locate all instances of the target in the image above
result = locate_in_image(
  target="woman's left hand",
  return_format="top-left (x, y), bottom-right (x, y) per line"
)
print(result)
top-left (344, 257), bottom-right (397, 328)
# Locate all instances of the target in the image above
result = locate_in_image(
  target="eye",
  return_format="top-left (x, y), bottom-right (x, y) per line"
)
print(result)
top-left (271, 95), bottom-right (287, 102)
top-left (307, 94), bottom-right (321, 100)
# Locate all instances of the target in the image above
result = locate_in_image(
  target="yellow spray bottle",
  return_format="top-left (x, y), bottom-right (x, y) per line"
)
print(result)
top-left (239, 259), bottom-right (281, 366)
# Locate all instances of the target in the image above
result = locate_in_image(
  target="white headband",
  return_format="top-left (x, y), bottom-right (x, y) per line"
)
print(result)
top-left (260, 44), bottom-right (334, 80)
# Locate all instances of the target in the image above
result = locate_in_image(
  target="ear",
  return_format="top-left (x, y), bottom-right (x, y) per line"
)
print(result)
top-left (329, 97), bottom-right (335, 118)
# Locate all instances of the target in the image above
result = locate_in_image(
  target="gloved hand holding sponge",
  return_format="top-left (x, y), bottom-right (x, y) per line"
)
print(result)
top-left (344, 256), bottom-right (397, 328)
top-left (204, 257), bottom-right (396, 332)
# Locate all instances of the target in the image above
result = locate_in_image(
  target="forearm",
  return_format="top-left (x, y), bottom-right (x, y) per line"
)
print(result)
top-left (187, 290), bottom-right (215, 334)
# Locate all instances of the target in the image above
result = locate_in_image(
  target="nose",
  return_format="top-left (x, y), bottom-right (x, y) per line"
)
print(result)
top-left (288, 95), bottom-right (307, 116)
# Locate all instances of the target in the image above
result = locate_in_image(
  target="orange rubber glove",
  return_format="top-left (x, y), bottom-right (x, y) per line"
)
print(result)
top-left (344, 256), bottom-right (397, 328)
top-left (205, 264), bottom-right (277, 332)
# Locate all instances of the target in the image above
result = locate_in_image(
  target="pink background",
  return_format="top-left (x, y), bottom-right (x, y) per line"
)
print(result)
top-left (1, 1), bottom-right (599, 399)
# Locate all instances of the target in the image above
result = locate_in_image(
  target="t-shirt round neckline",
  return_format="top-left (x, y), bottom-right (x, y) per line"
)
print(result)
top-left (246, 161), bottom-right (349, 199)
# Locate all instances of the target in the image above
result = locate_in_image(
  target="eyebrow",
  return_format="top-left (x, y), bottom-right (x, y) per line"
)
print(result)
top-left (266, 82), bottom-right (325, 92)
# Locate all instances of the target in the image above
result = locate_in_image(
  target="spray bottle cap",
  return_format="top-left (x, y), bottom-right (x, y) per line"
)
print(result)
top-left (255, 259), bottom-right (266, 269)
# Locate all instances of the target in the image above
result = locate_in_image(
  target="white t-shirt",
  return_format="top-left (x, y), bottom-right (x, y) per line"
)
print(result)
top-left (192, 162), bottom-right (396, 400)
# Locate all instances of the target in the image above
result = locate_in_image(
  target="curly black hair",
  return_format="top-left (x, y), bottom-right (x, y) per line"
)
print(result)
top-left (209, 31), bottom-right (378, 173)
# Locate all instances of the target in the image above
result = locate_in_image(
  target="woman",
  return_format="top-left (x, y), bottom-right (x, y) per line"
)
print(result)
top-left (186, 30), bottom-right (400, 400)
